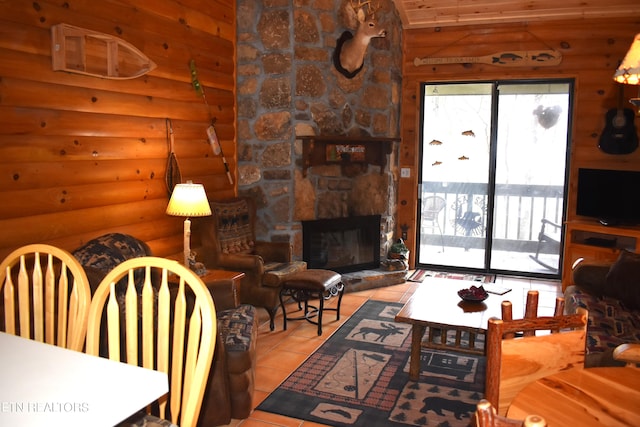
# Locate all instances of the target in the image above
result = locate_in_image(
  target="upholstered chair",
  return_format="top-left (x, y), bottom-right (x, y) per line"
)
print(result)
top-left (196, 197), bottom-right (306, 330)
top-left (72, 232), bottom-right (154, 290)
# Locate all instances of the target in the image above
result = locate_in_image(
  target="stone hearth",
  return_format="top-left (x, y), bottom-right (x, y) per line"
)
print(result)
top-left (342, 269), bottom-right (408, 293)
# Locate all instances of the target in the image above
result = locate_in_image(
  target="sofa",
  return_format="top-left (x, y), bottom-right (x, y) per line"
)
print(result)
top-left (73, 233), bottom-right (257, 426)
top-left (564, 249), bottom-right (640, 367)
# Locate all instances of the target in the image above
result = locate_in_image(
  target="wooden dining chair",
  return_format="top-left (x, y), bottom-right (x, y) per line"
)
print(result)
top-left (474, 399), bottom-right (547, 427)
top-left (85, 256), bottom-right (216, 427)
top-left (0, 243), bottom-right (91, 351)
top-left (500, 290), bottom-right (566, 338)
top-left (485, 303), bottom-right (588, 415)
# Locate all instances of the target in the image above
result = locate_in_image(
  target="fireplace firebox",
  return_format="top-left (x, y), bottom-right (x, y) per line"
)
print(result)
top-left (302, 215), bottom-right (381, 273)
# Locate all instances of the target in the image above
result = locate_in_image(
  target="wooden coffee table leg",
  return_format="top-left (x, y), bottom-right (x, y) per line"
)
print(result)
top-left (409, 324), bottom-right (426, 381)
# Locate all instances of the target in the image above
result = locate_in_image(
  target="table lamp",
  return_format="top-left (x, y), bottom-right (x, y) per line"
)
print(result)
top-left (166, 180), bottom-right (212, 267)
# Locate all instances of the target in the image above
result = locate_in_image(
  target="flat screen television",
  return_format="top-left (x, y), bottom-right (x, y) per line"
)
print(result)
top-left (576, 168), bottom-right (640, 226)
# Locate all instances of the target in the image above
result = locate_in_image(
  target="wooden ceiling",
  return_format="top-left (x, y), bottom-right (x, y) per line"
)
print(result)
top-left (391, 0), bottom-right (640, 29)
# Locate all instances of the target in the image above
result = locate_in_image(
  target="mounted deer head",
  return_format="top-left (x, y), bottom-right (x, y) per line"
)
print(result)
top-left (333, 0), bottom-right (387, 78)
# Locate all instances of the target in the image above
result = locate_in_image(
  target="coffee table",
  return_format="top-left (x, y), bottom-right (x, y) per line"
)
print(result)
top-left (395, 278), bottom-right (516, 381)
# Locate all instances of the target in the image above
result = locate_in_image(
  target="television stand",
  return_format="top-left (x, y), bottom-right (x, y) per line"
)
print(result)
top-left (599, 218), bottom-right (639, 227)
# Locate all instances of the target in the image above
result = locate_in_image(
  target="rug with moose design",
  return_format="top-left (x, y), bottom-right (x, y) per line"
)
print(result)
top-left (257, 300), bottom-right (485, 427)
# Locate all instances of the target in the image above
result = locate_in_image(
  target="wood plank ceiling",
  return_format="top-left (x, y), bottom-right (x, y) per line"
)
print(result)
top-left (391, 0), bottom-right (640, 29)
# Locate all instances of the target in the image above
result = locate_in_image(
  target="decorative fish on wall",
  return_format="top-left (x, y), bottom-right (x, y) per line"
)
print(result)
top-left (413, 50), bottom-right (562, 67)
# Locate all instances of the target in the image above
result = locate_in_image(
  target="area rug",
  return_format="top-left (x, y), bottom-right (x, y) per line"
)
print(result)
top-left (257, 300), bottom-right (485, 427)
top-left (408, 269), bottom-right (495, 284)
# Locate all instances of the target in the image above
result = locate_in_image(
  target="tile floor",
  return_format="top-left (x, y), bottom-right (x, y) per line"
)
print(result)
top-left (219, 274), bottom-right (562, 427)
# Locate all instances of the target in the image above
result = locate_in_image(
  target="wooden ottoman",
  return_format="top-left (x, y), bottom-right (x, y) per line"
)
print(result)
top-left (279, 269), bottom-right (344, 335)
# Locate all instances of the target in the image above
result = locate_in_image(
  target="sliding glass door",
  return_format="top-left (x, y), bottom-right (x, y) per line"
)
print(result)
top-left (419, 83), bottom-right (492, 270)
top-left (417, 80), bottom-right (572, 277)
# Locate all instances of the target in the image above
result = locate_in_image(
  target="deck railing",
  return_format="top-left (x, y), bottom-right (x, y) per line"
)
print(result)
top-left (421, 181), bottom-right (565, 253)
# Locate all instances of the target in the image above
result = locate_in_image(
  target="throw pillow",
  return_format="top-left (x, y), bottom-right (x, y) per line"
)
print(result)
top-left (604, 249), bottom-right (640, 310)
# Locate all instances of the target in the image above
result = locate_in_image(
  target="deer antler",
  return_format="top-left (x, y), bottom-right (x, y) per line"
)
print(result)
top-left (350, 0), bottom-right (380, 19)
top-left (350, 0), bottom-right (370, 10)
top-left (366, 0), bottom-right (381, 18)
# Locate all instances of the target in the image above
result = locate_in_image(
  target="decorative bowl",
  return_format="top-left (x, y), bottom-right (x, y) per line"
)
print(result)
top-left (457, 285), bottom-right (489, 302)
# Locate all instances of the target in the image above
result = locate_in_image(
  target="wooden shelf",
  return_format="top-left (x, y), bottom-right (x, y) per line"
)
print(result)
top-left (299, 135), bottom-right (400, 176)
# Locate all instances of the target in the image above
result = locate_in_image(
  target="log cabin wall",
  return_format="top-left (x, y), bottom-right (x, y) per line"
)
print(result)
top-left (0, 0), bottom-right (237, 260)
top-left (397, 17), bottom-right (640, 267)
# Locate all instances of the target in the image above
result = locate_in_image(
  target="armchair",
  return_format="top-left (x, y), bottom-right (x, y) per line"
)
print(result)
top-left (421, 196), bottom-right (446, 251)
top-left (196, 197), bottom-right (306, 330)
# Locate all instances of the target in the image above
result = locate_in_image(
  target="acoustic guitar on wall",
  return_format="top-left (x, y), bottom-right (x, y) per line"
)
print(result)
top-left (598, 84), bottom-right (639, 155)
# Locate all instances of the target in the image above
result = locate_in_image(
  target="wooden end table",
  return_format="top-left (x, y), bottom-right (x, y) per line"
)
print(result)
top-left (166, 252), bottom-right (245, 308)
top-left (395, 278), bottom-right (517, 381)
top-left (169, 267), bottom-right (245, 310)
top-left (196, 269), bottom-right (245, 309)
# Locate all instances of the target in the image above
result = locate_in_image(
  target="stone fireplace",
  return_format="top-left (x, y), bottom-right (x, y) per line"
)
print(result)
top-left (294, 135), bottom-right (399, 270)
top-left (235, 1), bottom-right (404, 266)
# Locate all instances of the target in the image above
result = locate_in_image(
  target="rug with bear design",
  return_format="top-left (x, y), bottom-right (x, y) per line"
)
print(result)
top-left (257, 300), bottom-right (485, 427)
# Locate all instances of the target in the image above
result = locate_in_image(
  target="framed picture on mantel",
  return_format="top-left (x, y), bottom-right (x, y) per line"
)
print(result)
top-left (326, 144), bottom-right (366, 162)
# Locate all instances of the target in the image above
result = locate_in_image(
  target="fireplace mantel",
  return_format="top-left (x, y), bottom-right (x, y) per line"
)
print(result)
top-left (300, 135), bottom-right (400, 176)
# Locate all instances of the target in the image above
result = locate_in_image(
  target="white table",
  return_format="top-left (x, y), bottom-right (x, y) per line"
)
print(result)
top-left (0, 332), bottom-right (168, 426)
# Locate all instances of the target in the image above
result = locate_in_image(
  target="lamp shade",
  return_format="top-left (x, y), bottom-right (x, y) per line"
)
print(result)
top-left (166, 181), bottom-right (212, 217)
top-left (614, 33), bottom-right (640, 85)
